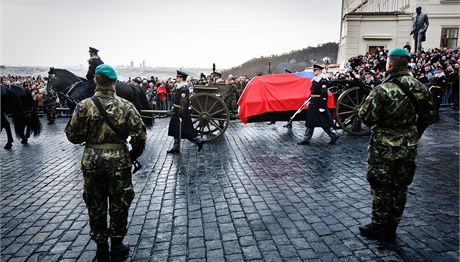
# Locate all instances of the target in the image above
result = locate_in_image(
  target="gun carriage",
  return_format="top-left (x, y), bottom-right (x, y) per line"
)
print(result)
top-left (328, 76), bottom-right (373, 136)
top-left (189, 83), bottom-right (232, 141)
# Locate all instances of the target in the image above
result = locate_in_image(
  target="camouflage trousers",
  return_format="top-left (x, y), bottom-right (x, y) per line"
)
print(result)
top-left (83, 168), bottom-right (135, 244)
top-left (367, 159), bottom-right (416, 226)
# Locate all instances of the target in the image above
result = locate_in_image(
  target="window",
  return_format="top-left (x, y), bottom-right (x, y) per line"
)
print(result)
top-left (369, 46), bottom-right (386, 55)
top-left (440, 28), bottom-right (459, 49)
top-left (341, 21), bottom-right (347, 38)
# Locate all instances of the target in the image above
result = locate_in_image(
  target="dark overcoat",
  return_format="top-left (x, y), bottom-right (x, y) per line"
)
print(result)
top-left (86, 57), bottom-right (104, 82)
top-left (305, 77), bottom-right (334, 128)
top-left (168, 84), bottom-right (198, 140)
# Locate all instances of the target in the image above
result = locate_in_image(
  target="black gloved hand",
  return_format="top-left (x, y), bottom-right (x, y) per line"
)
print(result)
top-left (129, 150), bottom-right (137, 162)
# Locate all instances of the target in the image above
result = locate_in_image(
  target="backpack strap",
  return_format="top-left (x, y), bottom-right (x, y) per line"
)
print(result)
top-left (390, 77), bottom-right (422, 115)
top-left (390, 77), bottom-right (429, 138)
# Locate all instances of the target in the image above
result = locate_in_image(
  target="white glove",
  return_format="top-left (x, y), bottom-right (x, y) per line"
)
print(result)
top-left (319, 108), bottom-right (326, 112)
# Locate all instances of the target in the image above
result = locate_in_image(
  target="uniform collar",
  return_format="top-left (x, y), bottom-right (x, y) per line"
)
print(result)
top-left (383, 66), bottom-right (410, 82)
top-left (177, 81), bottom-right (188, 88)
top-left (313, 74), bottom-right (323, 81)
top-left (95, 84), bottom-right (116, 97)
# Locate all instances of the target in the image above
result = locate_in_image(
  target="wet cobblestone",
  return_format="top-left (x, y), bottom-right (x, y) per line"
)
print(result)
top-left (1, 108), bottom-right (459, 261)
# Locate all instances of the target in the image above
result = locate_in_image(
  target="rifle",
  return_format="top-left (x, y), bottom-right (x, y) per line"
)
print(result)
top-left (283, 97), bottom-right (311, 128)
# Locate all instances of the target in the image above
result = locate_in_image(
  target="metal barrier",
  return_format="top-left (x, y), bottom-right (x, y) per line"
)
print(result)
top-left (149, 93), bottom-right (174, 111)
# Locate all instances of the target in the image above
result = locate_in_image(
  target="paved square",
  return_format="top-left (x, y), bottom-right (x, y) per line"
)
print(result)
top-left (1, 109), bottom-right (458, 261)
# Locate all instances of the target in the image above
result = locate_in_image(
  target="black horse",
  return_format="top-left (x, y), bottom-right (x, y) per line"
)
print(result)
top-left (1, 85), bottom-right (42, 149)
top-left (47, 67), bottom-right (153, 127)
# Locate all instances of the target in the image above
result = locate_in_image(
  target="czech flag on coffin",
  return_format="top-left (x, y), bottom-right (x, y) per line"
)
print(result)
top-left (237, 73), bottom-right (335, 124)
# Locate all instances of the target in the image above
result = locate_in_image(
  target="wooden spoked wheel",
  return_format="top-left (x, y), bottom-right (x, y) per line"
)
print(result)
top-left (335, 86), bottom-right (371, 136)
top-left (190, 93), bottom-right (230, 141)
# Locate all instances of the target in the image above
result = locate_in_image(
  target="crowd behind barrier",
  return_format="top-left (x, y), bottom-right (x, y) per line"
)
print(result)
top-left (1, 47), bottom-right (458, 116)
top-left (336, 47), bottom-right (459, 109)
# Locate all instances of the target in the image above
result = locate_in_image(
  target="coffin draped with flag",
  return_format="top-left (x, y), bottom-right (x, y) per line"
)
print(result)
top-left (237, 73), bottom-right (335, 124)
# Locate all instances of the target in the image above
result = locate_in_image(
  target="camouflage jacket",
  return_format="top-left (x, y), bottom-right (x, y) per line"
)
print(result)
top-left (65, 85), bottom-right (147, 171)
top-left (358, 66), bottom-right (436, 160)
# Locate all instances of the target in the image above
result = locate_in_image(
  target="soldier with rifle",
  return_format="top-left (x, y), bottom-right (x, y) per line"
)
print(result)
top-left (166, 70), bottom-right (205, 154)
top-left (297, 64), bottom-right (339, 145)
top-left (65, 64), bottom-right (146, 261)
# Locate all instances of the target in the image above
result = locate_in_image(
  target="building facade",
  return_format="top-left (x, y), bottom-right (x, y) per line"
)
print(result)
top-left (337, 0), bottom-right (460, 65)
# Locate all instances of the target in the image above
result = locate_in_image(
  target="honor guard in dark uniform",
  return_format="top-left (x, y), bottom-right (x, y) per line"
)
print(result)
top-left (65, 64), bottom-right (146, 261)
top-left (429, 66), bottom-right (447, 122)
top-left (358, 48), bottom-right (436, 241)
top-left (297, 64), bottom-right (339, 145)
top-left (87, 47), bottom-right (104, 88)
top-left (167, 70), bottom-right (204, 153)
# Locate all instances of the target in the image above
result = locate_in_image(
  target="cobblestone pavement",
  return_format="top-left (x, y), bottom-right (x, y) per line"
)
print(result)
top-left (1, 108), bottom-right (458, 262)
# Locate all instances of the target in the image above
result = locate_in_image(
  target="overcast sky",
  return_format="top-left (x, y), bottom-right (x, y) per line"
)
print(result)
top-left (1, 0), bottom-right (341, 69)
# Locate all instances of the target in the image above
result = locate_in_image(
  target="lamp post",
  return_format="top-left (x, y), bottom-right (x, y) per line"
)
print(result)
top-left (268, 61), bottom-right (272, 74)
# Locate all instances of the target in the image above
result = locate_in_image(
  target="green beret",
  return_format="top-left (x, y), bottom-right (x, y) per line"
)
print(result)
top-left (95, 64), bottom-right (117, 80)
top-left (388, 48), bottom-right (411, 60)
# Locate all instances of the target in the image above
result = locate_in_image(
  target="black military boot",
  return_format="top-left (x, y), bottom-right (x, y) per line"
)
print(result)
top-left (96, 242), bottom-right (110, 262)
top-left (386, 224), bottom-right (398, 241)
top-left (325, 128), bottom-right (339, 144)
top-left (167, 139), bottom-right (180, 154)
top-left (192, 136), bottom-right (205, 152)
top-left (297, 127), bottom-right (313, 145)
top-left (111, 238), bottom-right (130, 261)
top-left (359, 223), bottom-right (396, 241)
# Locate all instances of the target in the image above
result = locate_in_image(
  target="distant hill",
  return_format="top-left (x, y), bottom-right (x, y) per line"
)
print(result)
top-left (223, 42), bottom-right (338, 78)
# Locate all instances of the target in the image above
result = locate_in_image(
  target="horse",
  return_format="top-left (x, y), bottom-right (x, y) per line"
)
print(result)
top-left (1, 85), bottom-right (42, 149)
top-left (47, 67), bottom-right (153, 128)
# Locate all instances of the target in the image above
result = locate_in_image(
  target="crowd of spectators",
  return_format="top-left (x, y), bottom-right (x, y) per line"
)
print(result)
top-left (1, 75), bottom-right (48, 108)
top-left (123, 72), bottom-right (250, 112)
top-left (2, 47), bottom-right (458, 112)
top-left (330, 47), bottom-right (459, 109)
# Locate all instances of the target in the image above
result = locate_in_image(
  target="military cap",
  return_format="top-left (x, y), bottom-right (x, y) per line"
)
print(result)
top-left (436, 66), bottom-right (444, 70)
top-left (388, 48), bottom-right (411, 60)
top-left (134, 77), bottom-right (142, 83)
top-left (95, 64), bottom-right (117, 80)
top-left (363, 69), bottom-right (372, 74)
top-left (313, 64), bottom-right (324, 70)
top-left (176, 70), bottom-right (189, 79)
top-left (89, 47), bottom-right (99, 53)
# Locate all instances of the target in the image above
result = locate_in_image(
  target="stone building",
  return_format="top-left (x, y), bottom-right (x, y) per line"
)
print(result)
top-left (337, 0), bottom-right (460, 64)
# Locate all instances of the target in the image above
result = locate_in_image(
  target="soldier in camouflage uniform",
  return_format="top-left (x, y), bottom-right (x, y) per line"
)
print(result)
top-left (65, 64), bottom-right (146, 261)
top-left (225, 76), bottom-right (238, 119)
top-left (43, 84), bottom-right (57, 124)
top-left (358, 48), bottom-right (436, 241)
